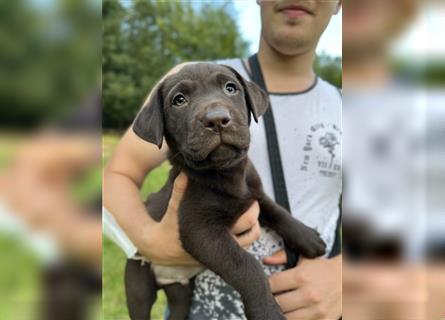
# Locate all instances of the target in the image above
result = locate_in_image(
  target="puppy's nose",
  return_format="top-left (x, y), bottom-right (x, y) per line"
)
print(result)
top-left (202, 108), bottom-right (232, 130)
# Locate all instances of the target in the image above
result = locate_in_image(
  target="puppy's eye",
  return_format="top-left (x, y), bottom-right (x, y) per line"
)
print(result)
top-left (224, 82), bottom-right (238, 95)
top-left (172, 93), bottom-right (187, 107)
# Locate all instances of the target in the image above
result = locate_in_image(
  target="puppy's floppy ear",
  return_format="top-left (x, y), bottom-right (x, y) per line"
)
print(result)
top-left (224, 65), bottom-right (269, 123)
top-left (132, 82), bottom-right (165, 148)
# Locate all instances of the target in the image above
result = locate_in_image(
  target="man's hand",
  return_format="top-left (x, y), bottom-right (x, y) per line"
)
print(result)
top-left (265, 251), bottom-right (342, 320)
top-left (138, 173), bottom-right (261, 266)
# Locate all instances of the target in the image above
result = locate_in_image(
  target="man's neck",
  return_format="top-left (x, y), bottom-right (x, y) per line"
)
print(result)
top-left (257, 39), bottom-right (316, 93)
top-left (343, 49), bottom-right (392, 89)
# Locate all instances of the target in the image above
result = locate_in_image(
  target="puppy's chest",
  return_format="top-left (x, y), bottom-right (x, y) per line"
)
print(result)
top-left (184, 181), bottom-right (254, 220)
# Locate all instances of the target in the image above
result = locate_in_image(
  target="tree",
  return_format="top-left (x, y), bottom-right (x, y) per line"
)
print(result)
top-left (314, 53), bottom-right (342, 88)
top-left (0, 0), bottom-right (100, 128)
top-left (102, 0), bottom-right (249, 129)
top-left (102, 0), bottom-right (136, 129)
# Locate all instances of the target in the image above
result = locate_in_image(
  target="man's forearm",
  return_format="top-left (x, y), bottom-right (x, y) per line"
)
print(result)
top-left (103, 171), bottom-right (155, 247)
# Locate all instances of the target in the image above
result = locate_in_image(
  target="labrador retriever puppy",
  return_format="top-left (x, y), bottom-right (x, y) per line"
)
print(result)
top-left (125, 63), bottom-right (326, 320)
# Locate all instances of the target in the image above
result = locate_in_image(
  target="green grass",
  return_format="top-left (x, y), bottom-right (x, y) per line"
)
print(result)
top-left (0, 136), bottom-right (40, 319)
top-left (102, 132), bottom-right (170, 320)
top-left (0, 235), bottom-right (41, 320)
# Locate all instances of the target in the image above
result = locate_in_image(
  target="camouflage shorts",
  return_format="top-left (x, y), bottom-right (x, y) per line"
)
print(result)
top-left (188, 227), bottom-right (286, 320)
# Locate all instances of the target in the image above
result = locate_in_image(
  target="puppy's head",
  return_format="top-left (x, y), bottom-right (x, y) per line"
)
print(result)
top-left (133, 63), bottom-right (268, 170)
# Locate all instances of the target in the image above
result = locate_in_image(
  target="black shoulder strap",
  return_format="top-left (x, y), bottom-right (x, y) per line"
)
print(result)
top-left (248, 54), bottom-right (298, 268)
top-left (248, 54), bottom-right (291, 211)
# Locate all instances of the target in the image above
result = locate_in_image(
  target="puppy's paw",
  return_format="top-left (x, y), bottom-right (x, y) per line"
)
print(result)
top-left (299, 226), bottom-right (326, 258)
top-left (286, 223), bottom-right (326, 259)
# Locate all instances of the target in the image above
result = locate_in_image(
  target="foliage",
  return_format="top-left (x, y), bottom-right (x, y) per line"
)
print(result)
top-left (103, 0), bottom-right (249, 129)
top-left (394, 57), bottom-right (445, 87)
top-left (0, 0), bottom-right (100, 128)
top-left (314, 53), bottom-right (342, 88)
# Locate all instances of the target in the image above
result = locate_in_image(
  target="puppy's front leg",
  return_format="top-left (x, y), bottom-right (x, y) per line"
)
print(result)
top-left (259, 195), bottom-right (326, 258)
top-left (179, 216), bottom-right (284, 320)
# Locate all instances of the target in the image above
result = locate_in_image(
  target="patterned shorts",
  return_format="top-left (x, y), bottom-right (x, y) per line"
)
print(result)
top-left (188, 227), bottom-right (286, 320)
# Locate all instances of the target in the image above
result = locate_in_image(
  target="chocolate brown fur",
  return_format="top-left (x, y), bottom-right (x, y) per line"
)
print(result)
top-left (126, 63), bottom-right (326, 320)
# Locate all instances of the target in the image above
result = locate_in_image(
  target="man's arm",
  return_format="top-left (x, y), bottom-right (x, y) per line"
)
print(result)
top-left (103, 128), bottom-right (183, 263)
top-left (104, 127), bottom-right (168, 240)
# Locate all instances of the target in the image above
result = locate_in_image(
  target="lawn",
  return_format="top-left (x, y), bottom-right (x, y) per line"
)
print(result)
top-left (102, 132), bottom-right (170, 320)
top-left (0, 234), bottom-right (42, 320)
top-left (0, 135), bottom-right (41, 319)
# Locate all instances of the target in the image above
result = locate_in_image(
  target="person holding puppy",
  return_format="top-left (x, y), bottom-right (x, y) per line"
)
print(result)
top-left (104, 1), bottom-right (342, 319)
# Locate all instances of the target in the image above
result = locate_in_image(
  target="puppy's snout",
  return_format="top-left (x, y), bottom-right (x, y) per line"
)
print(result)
top-left (202, 108), bottom-right (232, 130)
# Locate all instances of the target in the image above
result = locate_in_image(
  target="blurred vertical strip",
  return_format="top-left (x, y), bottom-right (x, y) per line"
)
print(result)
top-left (342, 0), bottom-right (445, 319)
top-left (0, 0), bottom-right (102, 320)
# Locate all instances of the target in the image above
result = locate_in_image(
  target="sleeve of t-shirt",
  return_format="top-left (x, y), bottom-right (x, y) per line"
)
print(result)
top-left (103, 207), bottom-right (138, 259)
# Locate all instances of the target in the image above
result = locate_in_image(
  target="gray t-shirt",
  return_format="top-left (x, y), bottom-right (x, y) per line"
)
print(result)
top-left (189, 58), bottom-right (342, 319)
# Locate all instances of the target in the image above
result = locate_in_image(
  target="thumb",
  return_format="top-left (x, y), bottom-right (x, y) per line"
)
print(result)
top-left (165, 173), bottom-right (188, 216)
top-left (263, 249), bottom-right (287, 265)
top-left (172, 172), bottom-right (188, 196)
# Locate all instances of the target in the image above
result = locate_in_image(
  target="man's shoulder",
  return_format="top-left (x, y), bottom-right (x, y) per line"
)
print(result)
top-left (315, 77), bottom-right (342, 104)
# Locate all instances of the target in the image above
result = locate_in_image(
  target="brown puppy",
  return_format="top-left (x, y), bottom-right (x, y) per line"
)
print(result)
top-left (125, 63), bottom-right (326, 320)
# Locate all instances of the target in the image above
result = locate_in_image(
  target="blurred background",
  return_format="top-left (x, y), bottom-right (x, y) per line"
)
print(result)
top-left (0, 0), bottom-right (101, 319)
top-left (342, 0), bottom-right (445, 319)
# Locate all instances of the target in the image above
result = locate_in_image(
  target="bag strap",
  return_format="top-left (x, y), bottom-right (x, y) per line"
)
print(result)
top-left (248, 54), bottom-right (298, 268)
top-left (248, 54), bottom-right (291, 211)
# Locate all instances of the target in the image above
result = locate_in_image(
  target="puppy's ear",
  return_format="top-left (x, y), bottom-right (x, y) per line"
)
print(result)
top-left (224, 65), bottom-right (269, 123)
top-left (132, 82), bottom-right (165, 148)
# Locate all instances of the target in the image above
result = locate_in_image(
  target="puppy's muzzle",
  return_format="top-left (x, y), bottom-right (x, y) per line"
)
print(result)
top-left (200, 106), bottom-right (232, 132)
